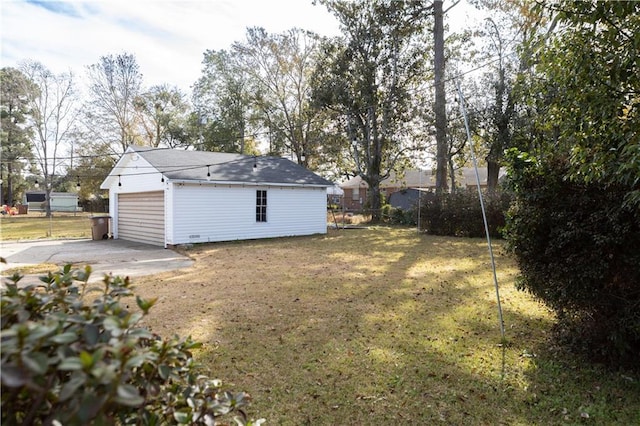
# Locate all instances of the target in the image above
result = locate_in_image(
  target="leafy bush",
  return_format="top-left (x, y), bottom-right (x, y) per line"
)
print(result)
top-left (0, 264), bottom-right (263, 425)
top-left (380, 204), bottom-right (393, 222)
top-left (394, 207), bottom-right (415, 226)
top-left (503, 151), bottom-right (640, 367)
top-left (380, 204), bottom-right (417, 226)
top-left (419, 189), bottom-right (511, 238)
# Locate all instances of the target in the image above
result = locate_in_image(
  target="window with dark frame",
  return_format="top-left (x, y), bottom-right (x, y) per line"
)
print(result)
top-left (256, 190), bottom-right (267, 222)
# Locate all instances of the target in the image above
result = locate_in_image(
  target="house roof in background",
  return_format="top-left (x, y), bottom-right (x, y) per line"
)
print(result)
top-left (105, 146), bottom-right (334, 188)
top-left (340, 168), bottom-right (506, 189)
top-left (327, 185), bottom-right (344, 195)
top-left (25, 191), bottom-right (79, 198)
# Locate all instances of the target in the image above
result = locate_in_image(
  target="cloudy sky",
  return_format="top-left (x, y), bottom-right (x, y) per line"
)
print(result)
top-left (1, 0), bottom-right (342, 93)
top-left (1, 0), bottom-right (482, 96)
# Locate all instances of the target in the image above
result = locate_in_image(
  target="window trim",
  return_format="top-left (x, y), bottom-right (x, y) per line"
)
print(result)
top-left (352, 187), bottom-right (360, 201)
top-left (256, 189), bottom-right (267, 222)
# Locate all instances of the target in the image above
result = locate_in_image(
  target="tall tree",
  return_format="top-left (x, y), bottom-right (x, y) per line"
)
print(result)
top-left (234, 27), bottom-right (324, 165)
top-left (471, 0), bottom-right (546, 191)
top-left (314, 0), bottom-right (432, 221)
top-left (483, 16), bottom-right (514, 190)
top-left (193, 49), bottom-right (252, 153)
top-left (433, 0), bottom-right (449, 194)
top-left (438, 24), bottom-right (478, 192)
top-left (20, 60), bottom-right (78, 217)
top-left (135, 84), bottom-right (191, 148)
top-left (0, 67), bottom-right (34, 206)
top-left (85, 52), bottom-right (143, 155)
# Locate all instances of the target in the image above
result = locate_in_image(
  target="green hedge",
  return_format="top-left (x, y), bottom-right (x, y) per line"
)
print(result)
top-left (381, 204), bottom-right (417, 226)
top-left (503, 153), bottom-right (640, 367)
top-left (418, 189), bottom-right (512, 239)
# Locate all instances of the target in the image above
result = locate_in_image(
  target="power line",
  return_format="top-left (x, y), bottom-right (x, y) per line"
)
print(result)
top-left (14, 151), bottom-right (269, 181)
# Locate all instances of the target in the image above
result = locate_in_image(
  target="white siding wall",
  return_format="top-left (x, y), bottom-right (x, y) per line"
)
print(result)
top-left (111, 158), bottom-right (166, 193)
top-left (169, 183), bottom-right (327, 245)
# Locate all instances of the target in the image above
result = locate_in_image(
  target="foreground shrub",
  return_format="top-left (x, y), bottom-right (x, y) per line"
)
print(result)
top-left (504, 152), bottom-right (640, 368)
top-left (419, 189), bottom-right (511, 238)
top-left (0, 264), bottom-right (263, 425)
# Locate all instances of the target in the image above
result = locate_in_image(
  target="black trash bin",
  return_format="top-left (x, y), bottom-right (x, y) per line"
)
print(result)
top-left (89, 216), bottom-right (111, 240)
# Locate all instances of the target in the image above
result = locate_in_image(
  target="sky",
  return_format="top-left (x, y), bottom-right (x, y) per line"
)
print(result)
top-left (1, 0), bottom-right (482, 96)
top-left (0, 0), bottom-right (343, 94)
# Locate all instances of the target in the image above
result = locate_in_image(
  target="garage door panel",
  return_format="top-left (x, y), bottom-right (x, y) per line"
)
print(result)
top-left (117, 192), bottom-right (164, 246)
top-left (118, 218), bottom-right (164, 227)
top-left (119, 202), bottom-right (163, 211)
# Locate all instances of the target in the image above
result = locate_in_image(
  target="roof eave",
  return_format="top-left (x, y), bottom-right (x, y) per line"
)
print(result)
top-left (167, 179), bottom-right (331, 188)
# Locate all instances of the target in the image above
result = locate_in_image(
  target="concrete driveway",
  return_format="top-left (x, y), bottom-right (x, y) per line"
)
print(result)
top-left (1, 238), bottom-right (194, 286)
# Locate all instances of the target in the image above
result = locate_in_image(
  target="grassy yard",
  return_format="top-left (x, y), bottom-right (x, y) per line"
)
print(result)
top-left (132, 228), bottom-right (640, 425)
top-left (0, 212), bottom-right (95, 240)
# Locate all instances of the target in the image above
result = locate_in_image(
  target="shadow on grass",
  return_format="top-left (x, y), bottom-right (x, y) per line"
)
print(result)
top-left (135, 228), bottom-right (640, 425)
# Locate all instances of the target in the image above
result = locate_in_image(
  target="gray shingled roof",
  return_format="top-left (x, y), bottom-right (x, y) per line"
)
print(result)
top-left (131, 146), bottom-right (333, 187)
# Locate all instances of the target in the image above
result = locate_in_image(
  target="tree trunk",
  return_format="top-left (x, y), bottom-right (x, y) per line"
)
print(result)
top-left (45, 180), bottom-right (52, 218)
top-left (434, 0), bottom-right (448, 195)
top-left (6, 116), bottom-right (14, 205)
top-left (368, 179), bottom-right (382, 223)
top-left (368, 105), bottom-right (384, 223)
top-left (7, 163), bottom-right (14, 206)
top-left (487, 160), bottom-right (500, 191)
top-left (487, 74), bottom-right (513, 192)
top-left (448, 158), bottom-right (456, 193)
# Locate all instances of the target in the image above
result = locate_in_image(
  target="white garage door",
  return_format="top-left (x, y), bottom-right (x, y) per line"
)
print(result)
top-left (117, 191), bottom-right (165, 246)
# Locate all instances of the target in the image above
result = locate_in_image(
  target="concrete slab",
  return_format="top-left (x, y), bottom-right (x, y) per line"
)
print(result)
top-left (1, 238), bottom-right (194, 286)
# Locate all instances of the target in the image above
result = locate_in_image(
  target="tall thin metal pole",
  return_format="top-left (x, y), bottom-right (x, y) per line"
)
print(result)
top-left (456, 81), bottom-right (506, 341)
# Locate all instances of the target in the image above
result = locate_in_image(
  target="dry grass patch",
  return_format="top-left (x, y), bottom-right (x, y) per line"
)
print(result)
top-left (134, 228), bottom-right (640, 425)
top-left (0, 213), bottom-right (92, 240)
top-left (3, 263), bottom-right (60, 276)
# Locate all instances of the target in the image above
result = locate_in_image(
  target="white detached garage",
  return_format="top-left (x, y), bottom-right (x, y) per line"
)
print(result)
top-left (100, 146), bottom-right (334, 247)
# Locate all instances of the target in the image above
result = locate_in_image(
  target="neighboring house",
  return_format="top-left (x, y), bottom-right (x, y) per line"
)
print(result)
top-left (340, 168), bottom-right (506, 211)
top-left (100, 146), bottom-right (334, 247)
top-left (24, 191), bottom-right (80, 212)
top-left (387, 188), bottom-right (434, 211)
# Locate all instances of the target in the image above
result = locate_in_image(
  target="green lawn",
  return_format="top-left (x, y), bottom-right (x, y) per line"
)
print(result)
top-left (133, 227), bottom-right (640, 425)
top-left (0, 213), bottom-right (95, 240)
